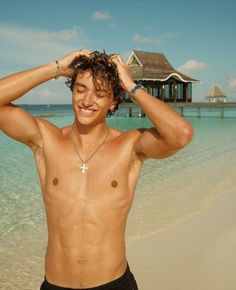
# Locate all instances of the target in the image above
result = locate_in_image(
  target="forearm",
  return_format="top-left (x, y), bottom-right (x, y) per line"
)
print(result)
top-left (0, 62), bottom-right (58, 107)
top-left (131, 87), bottom-right (193, 148)
top-left (110, 55), bottom-right (193, 149)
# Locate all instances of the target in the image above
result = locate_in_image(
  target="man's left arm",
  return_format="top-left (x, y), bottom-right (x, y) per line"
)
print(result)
top-left (112, 55), bottom-right (194, 160)
top-left (131, 88), bottom-right (194, 159)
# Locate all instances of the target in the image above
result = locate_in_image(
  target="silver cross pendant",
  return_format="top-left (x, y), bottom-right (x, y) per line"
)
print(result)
top-left (80, 163), bottom-right (88, 173)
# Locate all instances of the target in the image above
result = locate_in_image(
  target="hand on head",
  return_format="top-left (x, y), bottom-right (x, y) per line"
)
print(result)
top-left (57, 50), bottom-right (92, 78)
top-left (110, 54), bottom-right (135, 93)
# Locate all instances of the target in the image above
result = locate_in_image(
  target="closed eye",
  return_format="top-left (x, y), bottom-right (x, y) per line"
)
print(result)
top-left (75, 84), bottom-right (87, 94)
top-left (77, 88), bottom-right (86, 93)
top-left (96, 90), bottom-right (111, 98)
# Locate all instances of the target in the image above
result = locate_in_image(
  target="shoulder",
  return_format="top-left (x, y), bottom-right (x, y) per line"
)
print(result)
top-left (35, 117), bottom-right (67, 140)
top-left (108, 127), bottom-right (145, 157)
top-left (112, 127), bottom-right (150, 161)
top-left (109, 127), bottom-right (143, 140)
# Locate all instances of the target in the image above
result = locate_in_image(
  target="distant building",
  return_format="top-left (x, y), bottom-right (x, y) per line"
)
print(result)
top-left (127, 50), bottom-right (198, 103)
top-left (205, 86), bottom-right (228, 103)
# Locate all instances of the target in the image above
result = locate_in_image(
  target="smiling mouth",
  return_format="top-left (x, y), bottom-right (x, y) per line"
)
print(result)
top-left (80, 107), bottom-right (95, 111)
top-left (77, 106), bottom-right (98, 114)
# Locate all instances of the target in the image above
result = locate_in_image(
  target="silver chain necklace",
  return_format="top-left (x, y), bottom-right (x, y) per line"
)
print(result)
top-left (70, 123), bottom-right (109, 173)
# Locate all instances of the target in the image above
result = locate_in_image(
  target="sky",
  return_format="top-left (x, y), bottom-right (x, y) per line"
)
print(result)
top-left (0, 0), bottom-right (236, 104)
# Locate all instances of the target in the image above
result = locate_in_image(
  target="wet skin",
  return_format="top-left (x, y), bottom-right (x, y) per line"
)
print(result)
top-left (32, 71), bottom-right (143, 288)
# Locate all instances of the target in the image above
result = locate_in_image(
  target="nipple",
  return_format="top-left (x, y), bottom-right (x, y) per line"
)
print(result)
top-left (53, 177), bottom-right (59, 186)
top-left (111, 180), bottom-right (118, 188)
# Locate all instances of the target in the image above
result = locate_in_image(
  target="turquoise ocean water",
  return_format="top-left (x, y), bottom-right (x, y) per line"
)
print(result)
top-left (1, 104), bottom-right (236, 289)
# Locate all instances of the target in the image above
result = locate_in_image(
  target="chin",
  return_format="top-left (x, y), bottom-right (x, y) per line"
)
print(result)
top-left (74, 112), bottom-right (106, 126)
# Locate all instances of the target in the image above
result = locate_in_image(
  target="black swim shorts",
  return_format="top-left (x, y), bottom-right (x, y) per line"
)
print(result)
top-left (40, 264), bottom-right (138, 290)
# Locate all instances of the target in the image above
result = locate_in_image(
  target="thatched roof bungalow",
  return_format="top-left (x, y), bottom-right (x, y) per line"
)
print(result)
top-left (127, 50), bottom-right (198, 103)
top-left (205, 86), bottom-right (228, 103)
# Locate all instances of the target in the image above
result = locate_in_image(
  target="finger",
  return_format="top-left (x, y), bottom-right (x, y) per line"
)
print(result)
top-left (80, 49), bottom-right (92, 54)
top-left (71, 50), bottom-right (91, 59)
top-left (71, 50), bottom-right (91, 68)
top-left (111, 54), bottom-right (124, 64)
top-left (110, 54), bottom-right (118, 59)
top-left (78, 50), bottom-right (91, 57)
top-left (118, 56), bottom-right (123, 63)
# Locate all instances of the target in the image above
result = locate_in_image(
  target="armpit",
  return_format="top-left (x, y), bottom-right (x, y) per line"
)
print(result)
top-left (31, 140), bottom-right (44, 160)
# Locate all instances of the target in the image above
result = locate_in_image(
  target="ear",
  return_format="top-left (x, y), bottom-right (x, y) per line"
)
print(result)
top-left (109, 100), bottom-right (118, 112)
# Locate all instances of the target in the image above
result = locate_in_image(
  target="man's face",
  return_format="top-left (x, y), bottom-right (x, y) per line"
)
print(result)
top-left (72, 70), bottom-right (116, 126)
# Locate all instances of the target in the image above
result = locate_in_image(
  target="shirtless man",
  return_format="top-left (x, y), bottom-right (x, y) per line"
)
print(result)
top-left (0, 50), bottom-right (193, 290)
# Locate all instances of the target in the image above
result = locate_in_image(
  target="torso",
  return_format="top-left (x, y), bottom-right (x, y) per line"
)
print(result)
top-left (32, 118), bottom-right (143, 288)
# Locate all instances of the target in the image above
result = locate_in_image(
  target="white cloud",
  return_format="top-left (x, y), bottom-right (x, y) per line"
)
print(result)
top-left (178, 60), bottom-right (209, 72)
top-left (36, 26), bottom-right (81, 42)
top-left (228, 78), bottom-right (236, 89)
top-left (133, 31), bottom-right (181, 46)
top-left (0, 24), bottom-right (81, 43)
top-left (0, 23), bottom-right (88, 66)
top-left (133, 34), bottom-right (155, 45)
top-left (92, 11), bottom-right (111, 21)
top-left (37, 88), bottom-right (57, 98)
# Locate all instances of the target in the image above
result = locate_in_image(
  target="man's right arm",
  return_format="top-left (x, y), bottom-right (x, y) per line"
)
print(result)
top-left (0, 50), bottom-right (91, 149)
top-left (0, 62), bottom-right (59, 149)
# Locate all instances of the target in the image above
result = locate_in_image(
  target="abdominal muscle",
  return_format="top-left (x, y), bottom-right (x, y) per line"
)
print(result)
top-left (42, 184), bottom-right (132, 289)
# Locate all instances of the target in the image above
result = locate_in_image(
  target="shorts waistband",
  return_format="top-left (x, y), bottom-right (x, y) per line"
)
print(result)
top-left (42, 264), bottom-right (134, 290)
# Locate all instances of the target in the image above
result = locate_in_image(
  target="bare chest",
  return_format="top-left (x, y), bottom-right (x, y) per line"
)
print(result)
top-left (36, 139), bottom-right (138, 212)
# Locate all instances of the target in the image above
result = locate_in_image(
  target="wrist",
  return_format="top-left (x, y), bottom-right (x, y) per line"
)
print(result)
top-left (129, 83), bottom-right (145, 104)
top-left (47, 61), bottom-right (61, 79)
top-left (126, 81), bottom-right (136, 93)
top-left (54, 60), bottom-right (60, 79)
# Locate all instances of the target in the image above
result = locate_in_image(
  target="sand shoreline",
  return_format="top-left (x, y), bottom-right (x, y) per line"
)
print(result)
top-left (127, 187), bottom-right (236, 290)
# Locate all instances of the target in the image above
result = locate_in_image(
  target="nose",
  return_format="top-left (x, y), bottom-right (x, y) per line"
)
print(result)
top-left (82, 92), bottom-right (94, 107)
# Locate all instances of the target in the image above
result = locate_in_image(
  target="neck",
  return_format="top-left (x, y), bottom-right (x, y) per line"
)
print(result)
top-left (72, 119), bottom-right (108, 146)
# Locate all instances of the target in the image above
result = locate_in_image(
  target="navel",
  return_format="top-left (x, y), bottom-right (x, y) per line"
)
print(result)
top-left (53, 177), bottom-right (59, 186)
top-left (111, 180), bottom-right (118, 188)
top-left (77, 259), bottom-right (83, 265)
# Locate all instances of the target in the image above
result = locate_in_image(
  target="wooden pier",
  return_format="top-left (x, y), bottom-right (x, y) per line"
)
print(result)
top-left (173, 102), bottom-right (236, 118)
top-left (119, 103), bottom-right (145, 117)
top-left (119, 102), bottom-right (236, 118)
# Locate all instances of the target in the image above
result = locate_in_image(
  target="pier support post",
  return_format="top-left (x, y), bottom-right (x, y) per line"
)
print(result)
top-left (220, 107), bottom-right (224, 118)
top-left (197, 107), bottom-right (201, 118)
top-left (126, 107), bottom-right (132, 117)
top-left (138, 108), bottom-right (145, 117)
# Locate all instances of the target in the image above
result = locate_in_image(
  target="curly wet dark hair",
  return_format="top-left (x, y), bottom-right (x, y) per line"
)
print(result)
top-left (66, 51), bottom-right (125, 117)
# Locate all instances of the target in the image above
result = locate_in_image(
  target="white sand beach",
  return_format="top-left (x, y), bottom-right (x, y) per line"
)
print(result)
top-left (127, 187), bottom-right (236, 290)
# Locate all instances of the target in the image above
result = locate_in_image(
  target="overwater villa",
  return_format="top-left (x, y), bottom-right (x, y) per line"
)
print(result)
top-left (126, 50), bottom-right (198, 103)
top-left (205, 86), bottom-right (229, 103)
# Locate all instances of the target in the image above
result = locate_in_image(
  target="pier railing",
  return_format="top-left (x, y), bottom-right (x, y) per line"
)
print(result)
top-left (119, 102), bottom-right (236, 118)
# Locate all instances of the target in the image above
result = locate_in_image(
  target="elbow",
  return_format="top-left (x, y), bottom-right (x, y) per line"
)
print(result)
top-left (176, 123), bottom-right (194, 149)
